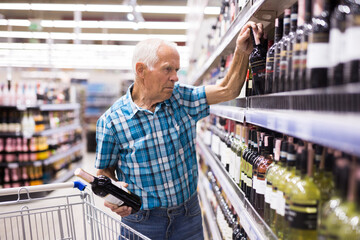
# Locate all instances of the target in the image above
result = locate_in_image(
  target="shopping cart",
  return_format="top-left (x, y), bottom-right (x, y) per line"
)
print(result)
top-left (0, 181), bottom-right (150, 240)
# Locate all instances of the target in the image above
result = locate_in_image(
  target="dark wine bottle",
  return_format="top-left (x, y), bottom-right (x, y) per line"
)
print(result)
top-left (343, 0), bottom-right (360, 83)
top-left (265, 18), bottom-right (283, 93)
top-left (291, 0), bottom-right (307, 90)
top-left (273, 9), bottom-right (291, 93)
top-left (306, 0), bottom-right (335, 89)
top-left (299, 0), bottom-right (313, 89)
top-left (279, 8), bottom-right (292, 92)
top-left (328, 0), bottom-right (350, 86)
top-left (75, 168), bottom-right (142, 213)
top-left (249, 27), bottom-right (266, 95)
top-left (284, 3), bottom-right (298, 92)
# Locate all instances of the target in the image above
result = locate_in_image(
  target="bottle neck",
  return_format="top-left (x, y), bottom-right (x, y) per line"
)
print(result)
top-left (283, 14), bottom-right (291, 36)
top-left (305, 0), bottom-right (312, 23)
top-left (290, 11), bottom-right (298, 32)
top-left (274, 19), bottom-right (283, 43)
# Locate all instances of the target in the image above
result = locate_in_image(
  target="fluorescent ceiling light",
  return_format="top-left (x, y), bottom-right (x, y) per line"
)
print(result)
top-left (0, 31), bottom-right (187, 42)
top-left (0, 19), bottom-right (189, 30)
top-left (0, 3), bottom-right (219, 15)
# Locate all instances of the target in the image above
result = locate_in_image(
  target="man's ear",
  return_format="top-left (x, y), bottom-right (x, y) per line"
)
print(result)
top-left (135, 62), bottom-right (147, 78)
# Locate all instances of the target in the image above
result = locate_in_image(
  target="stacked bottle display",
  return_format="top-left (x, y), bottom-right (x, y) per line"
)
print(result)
top-left (248, 0), bottom-right (360, 96)
top-left (204, 168), bottom-right (248, 240)
top-left (200, 116), bottom-right (360, 239)
top-left (0, 129), bottom-right (82, 188)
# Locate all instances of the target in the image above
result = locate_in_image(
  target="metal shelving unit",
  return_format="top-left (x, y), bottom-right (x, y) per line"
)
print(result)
top-left (197, 137), bottom-right (277, 240)
top-left (40, 103), bottom-right (80, 111)
top-left (189, 0), bottom-right (297, 86)
top-left (37, 123), bottom-right (81, 137)
top-left (210, 105), bottom-right (360, 157)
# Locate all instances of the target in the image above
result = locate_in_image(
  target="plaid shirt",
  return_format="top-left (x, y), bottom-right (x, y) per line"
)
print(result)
top-left (95, 83), bottom-right (209, 210)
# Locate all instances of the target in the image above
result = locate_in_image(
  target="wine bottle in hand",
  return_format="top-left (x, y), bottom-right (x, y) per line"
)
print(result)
top-left (75, 168), bottom-right (142, 214)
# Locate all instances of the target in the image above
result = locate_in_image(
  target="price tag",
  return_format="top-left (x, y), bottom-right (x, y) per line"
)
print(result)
top-left (8, 163), bottom-right (19, 169)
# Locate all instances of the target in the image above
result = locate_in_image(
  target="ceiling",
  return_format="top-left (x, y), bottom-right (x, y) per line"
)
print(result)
top-left (0, 0), bottom-right (219, 72)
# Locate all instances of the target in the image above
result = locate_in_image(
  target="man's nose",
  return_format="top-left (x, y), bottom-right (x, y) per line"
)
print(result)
top-left (170, 72), bottom-right (179, 82)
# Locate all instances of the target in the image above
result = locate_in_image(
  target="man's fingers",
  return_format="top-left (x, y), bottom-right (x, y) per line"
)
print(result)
top-left (104, 201), bottom-right (132, 217)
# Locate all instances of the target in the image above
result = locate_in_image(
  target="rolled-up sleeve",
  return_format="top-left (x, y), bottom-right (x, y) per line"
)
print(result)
top-left (95, 115), bottom-right (120, 169)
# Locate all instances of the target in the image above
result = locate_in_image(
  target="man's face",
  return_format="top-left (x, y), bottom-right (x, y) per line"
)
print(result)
top-left (144, 45), bottom-right (180, 102)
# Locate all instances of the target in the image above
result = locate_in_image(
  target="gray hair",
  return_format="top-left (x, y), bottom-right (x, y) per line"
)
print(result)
top-left (132, 38), bottom-right (178, 75)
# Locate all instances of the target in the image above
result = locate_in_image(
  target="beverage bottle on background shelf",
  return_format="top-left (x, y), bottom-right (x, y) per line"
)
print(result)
top-left (279, 8), bottom-right (293, 92)
top-left (249, 27), bottom-right (267, 95)
top-left (241, 128), bottom-right (252, 194)
top-left (331, 157), bottom-right (359, 239)
top-left (264, 138), bottom-right (282, 225)
top-left (5, 138), bottom-right (16, 164)
top-left (245, 67), bottom-right (253, 97)
top-left (265, 18), bottom-right (283, 93)
top-left (273, 9), bottom-right (291, 93)
top-left (3, 168), bottom-right (11, 188)
top-left (314, 146), bottom-right (335, 213)
top-left (317, 151), bottom-right (348, 238)
top-left (284, 3), bottom-right (298, 92)
top-left (251, 132), bottom-right (265, 207)
top-left (291, 0), bottom-right (307, 90)
top-left (233, 123), bottom-right (242, 185)
top-left (239, 126), bottom-right (249, 190)
top-left (255, 135), bottom-right (274, 218)
top-left (288, 144), bottom-right (320, 240)
top-left (299, 0), bottom-right (313, 89)
top-left (328, 0), bottom-right (350, 86)
top-left (270, 141), bottom-right (289, 234)
top-left (246, 130), bottom-right (258, 200)
top-left (75, 168), bottom-right (142, 213)
top-left (338, 167), bottom-right (360, 239)
top-left (306, 0), bottom-right (335, 89)
top-left (275, 143), bottom-right (297, 239)
top-left (9, 82), bottom-right (16, 106)
top-left (344, 0), bottom-right (360, 83)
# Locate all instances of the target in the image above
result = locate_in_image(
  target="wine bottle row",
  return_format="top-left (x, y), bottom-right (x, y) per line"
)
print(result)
top-left (251, 0), bottom-right (360, 94)
top-left (0, 80), bottom-right (72, 107)
top-left (0, 108), bottom-right (76, 137)
top-left (0, 149), bottom-right (82, 189)
top-left (200, 164), bottom-right (248, 240)
top-left (199, 115), bottom-right (360, 240)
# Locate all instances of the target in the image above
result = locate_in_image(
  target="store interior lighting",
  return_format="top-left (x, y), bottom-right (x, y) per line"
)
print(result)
top-left (0, 3), bottom-right (220, 15)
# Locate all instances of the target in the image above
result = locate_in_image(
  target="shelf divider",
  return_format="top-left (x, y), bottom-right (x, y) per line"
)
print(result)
top-left (197, 137), bottom-right (277, 240)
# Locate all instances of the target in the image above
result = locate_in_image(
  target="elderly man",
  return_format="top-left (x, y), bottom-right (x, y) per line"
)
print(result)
top-left (95, 21), bottom-right (263, 240)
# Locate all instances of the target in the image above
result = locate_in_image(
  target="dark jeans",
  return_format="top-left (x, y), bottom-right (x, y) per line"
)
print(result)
top-left (120, 192), bottom-right (204, 240)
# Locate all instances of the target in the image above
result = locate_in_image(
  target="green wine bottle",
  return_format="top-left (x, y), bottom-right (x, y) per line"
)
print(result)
top-left (288, 144), bottom-right (320, 240)
top-left (264, 138), bottom-right (282, 226)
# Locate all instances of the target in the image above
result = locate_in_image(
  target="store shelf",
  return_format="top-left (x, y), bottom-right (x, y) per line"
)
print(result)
top-left (245, 109), bottom-right (360, 157)
top-left (209, 104), bottom-right (360, 157)
top-left (190, 0), bottom-right (297, 86)
top-left (36, 123), bottom-right (81, 137)
top-left (0, 132), bottom-right (22, 137)
top-left (196, 138), bottom-right (277, 240)
top-left (198, 173), bottom-right (223, 240)
top-left (210, 105), bottom-right (246, 123)
top-left (0, 143), bottom-right (83, 168)
top-left (44, 143), bottom-right (83, 165)
top-left (50, 162), bottom-right (82, 184)
top-left (40, 103), bottom-right (80, 111)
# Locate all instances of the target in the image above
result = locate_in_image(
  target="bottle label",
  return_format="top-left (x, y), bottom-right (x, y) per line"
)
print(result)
top-left (257, 179), bottom-right (266, 195)
top-left (345, 27), bottom-right (360, 61)
top-left (276, 190), bottom-right (285, 216)
top-left (307, 43), bottom-right (330, 68)
top-left (253, 176), bottom-right (258, 192)
top-left (265, 181), bottom-right (272, 203)
top-left (329, 28), bottom-right (344, 66)
top-left (288, 202), bottom-right (318, 230)
top-left (270, 189), bottom-right (278, 210)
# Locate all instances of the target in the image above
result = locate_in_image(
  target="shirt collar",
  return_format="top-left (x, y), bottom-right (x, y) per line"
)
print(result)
top-left (123, 84), bottom-right (171, 118)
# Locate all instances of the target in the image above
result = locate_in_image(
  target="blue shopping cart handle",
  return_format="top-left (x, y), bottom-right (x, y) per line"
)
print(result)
top-left (74, 181), bottom-right (87, 191)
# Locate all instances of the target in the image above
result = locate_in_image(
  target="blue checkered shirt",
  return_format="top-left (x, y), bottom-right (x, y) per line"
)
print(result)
top-left (95, 83), bottom-right (209, 210)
